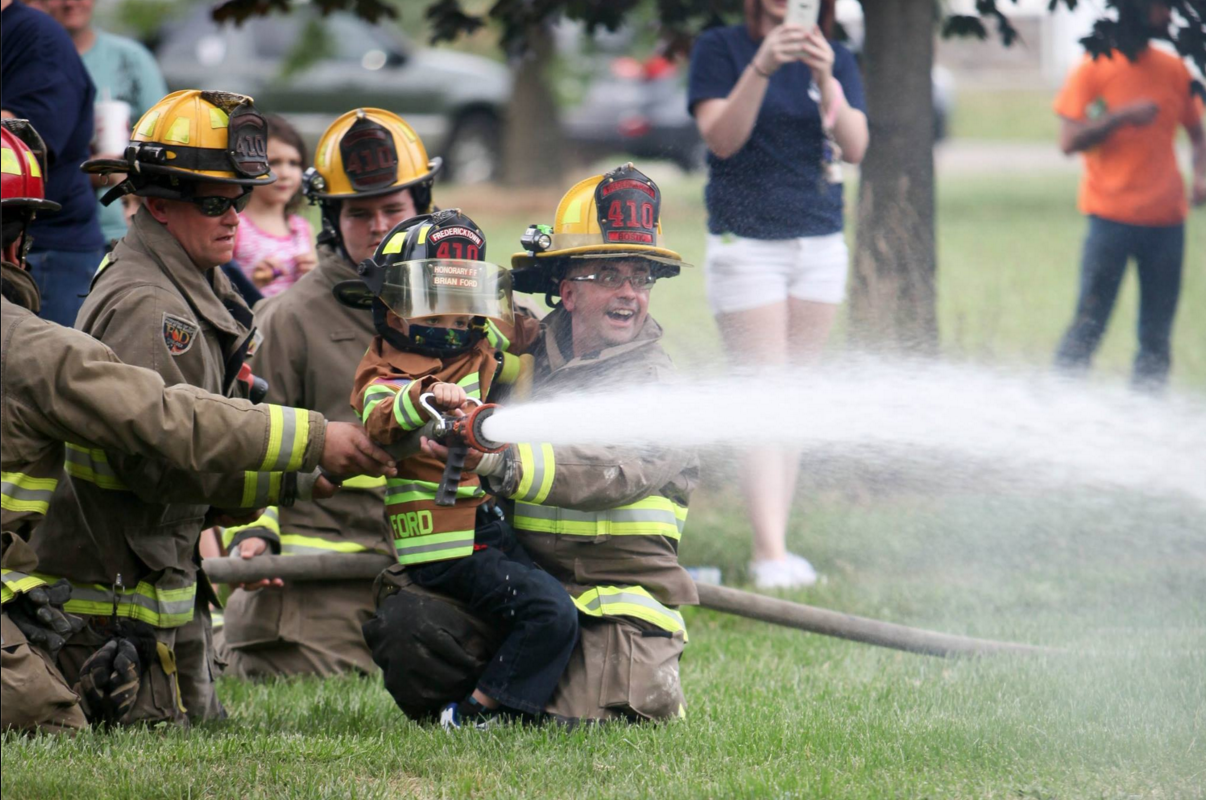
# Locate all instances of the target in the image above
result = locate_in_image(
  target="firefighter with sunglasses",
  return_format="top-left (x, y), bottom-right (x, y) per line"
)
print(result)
top-left (29, 90), bottom-right (327, 726)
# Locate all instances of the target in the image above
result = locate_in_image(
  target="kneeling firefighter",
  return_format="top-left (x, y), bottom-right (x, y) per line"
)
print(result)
top-left (365, 163), bottom-right (699, 723)
top-left (1, 118), bottom-right (390, 732)
top-left (30, 90), bottom-right (337, 726)
top-left (217, 109), bottom-right (443, 679)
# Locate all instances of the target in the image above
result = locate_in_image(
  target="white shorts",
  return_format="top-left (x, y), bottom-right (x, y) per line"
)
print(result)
top-left (704, 232), bottom-right (849, 314)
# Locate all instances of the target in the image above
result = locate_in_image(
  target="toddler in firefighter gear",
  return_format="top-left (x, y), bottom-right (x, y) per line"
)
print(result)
top-left (344, 210), bottom-right (579, 726)
top-left (390, 164), bottom-right (699, 724)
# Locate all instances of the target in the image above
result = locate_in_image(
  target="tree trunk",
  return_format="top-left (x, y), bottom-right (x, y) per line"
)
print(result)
top-left (850, 0), bottom-right (938, 352)
top-left (501, 25), bottom-right (563, 187)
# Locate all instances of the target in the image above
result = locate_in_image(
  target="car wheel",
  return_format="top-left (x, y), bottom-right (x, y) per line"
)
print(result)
top-left (444, 113), bottom-right (500, 185)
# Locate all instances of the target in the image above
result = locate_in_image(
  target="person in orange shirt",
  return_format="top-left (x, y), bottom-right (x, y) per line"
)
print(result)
top-left (1053, 0), bottom-right (1205, 390)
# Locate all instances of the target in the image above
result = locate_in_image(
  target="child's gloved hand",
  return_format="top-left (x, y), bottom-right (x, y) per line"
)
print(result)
top-left (431, 382), bottom-right (468, 410)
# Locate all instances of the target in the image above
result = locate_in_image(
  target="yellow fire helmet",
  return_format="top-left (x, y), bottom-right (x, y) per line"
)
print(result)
top-left (302, 108), bottom-right (441, 209)
top-left (83, 90), bottom-right (274, 205)
top-left (510, 163), bottom-right (686, 296)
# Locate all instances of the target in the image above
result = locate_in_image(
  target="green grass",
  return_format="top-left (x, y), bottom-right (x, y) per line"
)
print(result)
top-left (5, 167), bottom-right (1203, 799)
top-left (949, 90), bottom-right (1060, 142)
top-left (5, 486), bottom-right (1204, 799)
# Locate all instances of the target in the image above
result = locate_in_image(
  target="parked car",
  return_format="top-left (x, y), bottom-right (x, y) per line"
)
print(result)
top-left (560, 23), bottom-right (953, 172)
top-left (562, 55), bottom-right (705, 172)
top-left (156, 8), bottom-right (511, 183)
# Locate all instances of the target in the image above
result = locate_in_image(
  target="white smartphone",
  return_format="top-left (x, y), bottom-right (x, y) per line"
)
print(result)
top-left (785, 0), bottom-right (820, 31)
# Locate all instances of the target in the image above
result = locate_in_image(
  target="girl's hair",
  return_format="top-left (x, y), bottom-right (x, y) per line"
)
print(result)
top-left (264, 114), bottom-right (308, 215)
top-left (744, 0), bottom-right (835, 40)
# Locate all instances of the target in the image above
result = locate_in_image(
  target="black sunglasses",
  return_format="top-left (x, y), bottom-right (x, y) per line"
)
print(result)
top-left (186, 190), bottom-right (253, 217)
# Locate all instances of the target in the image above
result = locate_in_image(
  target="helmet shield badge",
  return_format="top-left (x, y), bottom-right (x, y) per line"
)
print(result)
top-left (595, 164), bottom-right (661, 248)
top-left (227, 101), bottom-right (269, 178)
top-left (340, 116), bottom-right (400, 193)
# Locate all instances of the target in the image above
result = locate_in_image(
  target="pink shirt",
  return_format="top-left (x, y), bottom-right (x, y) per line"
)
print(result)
top-left (233, 213), bottom-right (315, 298)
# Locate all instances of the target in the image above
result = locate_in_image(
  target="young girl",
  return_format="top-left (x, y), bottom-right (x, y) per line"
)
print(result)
top-left (233, 115), bottom-right (316, 298)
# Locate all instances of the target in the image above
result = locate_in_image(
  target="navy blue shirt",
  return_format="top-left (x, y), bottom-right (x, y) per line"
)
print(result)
top-left (688, 25), bottom-right (865, 240)
top-left (1, 1), bottom-right (103, 251)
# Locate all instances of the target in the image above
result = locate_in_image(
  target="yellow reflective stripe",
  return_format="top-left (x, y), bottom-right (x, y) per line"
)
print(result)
top-left (24, 150), bottom-right (42, 178)
top-left (1, 471), bottom-right (58, 514)
top-left (261, 407), bottom-right (309, 472)
top-left (137, 110), bottom-right (160, 137)
top-left (361, 383), bottom-right (400, 423)
top-left (165, 116), bottom-right (190, 144)
top-left (342, 474), bottom-right (387, 490)
top-left (240, 471), bottom-right (282, 509)
top-left (385, 478), bottom-right (482, 505)
top-left (94, 254), bottom-right (111, 276)
top-left (394, 530), bottom-right (474, 565)
top-left (0, 146), bottom-right (19, 174)
top-left (221, 507), bottom-right (280, 548)
top-left (0, 569), bottom-right (48, 605)
top-left (63, 443), bottom-right (129, 490)
top-left (209, 107), bottom-right (229, 129)
top-left (485, 320), bottom-right (511, 351)
top-left (513, 496), bottom-right (688, 540)
top-left (32, 573), bottom-right (196, 628)
top-left (382, 231), bottom-right (406, 254)
top-left (395, 387), bottom-right (424, 430)
top-left (498, 352), bottom-right (522, 384)
top-left (572, 585), bottom-right (688, 641)
top-left (511, 443), bottom-right (555, 504)
top-left (456, 372), bottom-right (481, 400)
top-left (279, 534), bottom-right (368, 555)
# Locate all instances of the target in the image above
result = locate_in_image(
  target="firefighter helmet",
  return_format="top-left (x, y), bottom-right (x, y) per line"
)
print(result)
top-left (303, 108), bottom-right (440, 207)
top-left (2, 120), bottom-right (59, 258)
top-left (510, 163), bottom-right (685, 296)
top-left (333, 209), bottom-right (512, 357)
top-left (81, 90), bottom-right (274, 205)
top-left (1, 119), bottom-right (59, 214)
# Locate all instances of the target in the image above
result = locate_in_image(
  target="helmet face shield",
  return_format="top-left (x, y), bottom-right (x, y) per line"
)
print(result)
top-left (376, 259), bottom-right (514, 325)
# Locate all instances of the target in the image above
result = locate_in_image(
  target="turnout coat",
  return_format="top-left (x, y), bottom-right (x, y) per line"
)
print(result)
top-left (0, 258), bottom-right (324, 733)
top-left (31, 208), bottom-right (317, 627)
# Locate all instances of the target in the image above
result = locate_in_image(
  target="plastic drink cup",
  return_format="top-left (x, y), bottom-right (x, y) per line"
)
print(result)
top-left (95, 100), bottom-right (132, 155)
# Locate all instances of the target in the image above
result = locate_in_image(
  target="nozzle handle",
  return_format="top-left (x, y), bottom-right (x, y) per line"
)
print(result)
top-left (435, 444), bottom-right (468, 507)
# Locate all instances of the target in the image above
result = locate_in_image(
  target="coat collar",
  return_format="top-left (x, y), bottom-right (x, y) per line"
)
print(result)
top-left (540, 305), bottom-right (665, 375)
top-left (1, 260), bottom-right (40, 314)
top-left (115, 207), bottom-right (249, 337)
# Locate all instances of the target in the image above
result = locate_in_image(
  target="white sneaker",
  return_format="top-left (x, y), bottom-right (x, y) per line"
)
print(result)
top-left (749, 553), bottom-right (818, 589)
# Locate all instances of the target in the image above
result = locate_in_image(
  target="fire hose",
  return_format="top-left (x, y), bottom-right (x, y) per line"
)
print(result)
top-left (207, 393), bottom-right (1058, 658)
top-left (201, 553), bottom-right (1058, 658)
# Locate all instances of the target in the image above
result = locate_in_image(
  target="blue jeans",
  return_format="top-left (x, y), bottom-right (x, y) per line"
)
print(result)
top-left (1055, 216), bottom-right (1184, 390)
top-left (25, 247), bottom-right (106, 327)
top-left (404, 515), bottom-right (579, 716)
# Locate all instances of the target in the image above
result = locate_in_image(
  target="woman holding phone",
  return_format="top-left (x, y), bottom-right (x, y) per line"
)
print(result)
top-left (688, 0), bottom-right (869, 589)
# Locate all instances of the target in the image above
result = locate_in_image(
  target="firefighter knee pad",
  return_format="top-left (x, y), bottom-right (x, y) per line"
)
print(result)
top-left (363, 583), bottom-right (501, 721)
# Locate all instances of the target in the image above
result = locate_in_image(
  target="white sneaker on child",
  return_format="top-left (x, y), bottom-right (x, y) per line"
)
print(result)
top-left (749, 553), bottom-right (818, 589)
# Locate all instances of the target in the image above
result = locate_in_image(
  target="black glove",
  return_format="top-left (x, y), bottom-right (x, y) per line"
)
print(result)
top-left (75, 620), bottom-right (158, 726)
top-left (7, 579), bottom-right (86, 660)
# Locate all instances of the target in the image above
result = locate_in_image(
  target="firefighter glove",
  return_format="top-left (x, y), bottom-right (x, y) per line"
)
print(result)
top-left (77, 638), bottom-right (141, 725)
top-left (7, 579), bottom-right (85, 659)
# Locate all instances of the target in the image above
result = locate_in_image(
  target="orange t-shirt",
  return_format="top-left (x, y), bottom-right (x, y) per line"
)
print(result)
top-left (1054, 47), bottom-right (1204, 226)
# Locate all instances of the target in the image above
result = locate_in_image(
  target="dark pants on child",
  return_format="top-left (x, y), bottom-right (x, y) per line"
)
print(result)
top-left (402, 516), bottom-right (578, 716)
top-left (1055, 215), bottom-right (1184, 390)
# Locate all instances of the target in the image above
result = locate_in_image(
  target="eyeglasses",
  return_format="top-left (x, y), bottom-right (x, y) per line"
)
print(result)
top-left (565, 271), bottom-right (657, 291)
top-left (186, 190), bottom-right (253, 217)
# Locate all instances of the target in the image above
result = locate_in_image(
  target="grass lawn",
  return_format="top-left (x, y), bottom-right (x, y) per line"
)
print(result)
top-left (948, 90), bottom-right (1060, 142)
top-left (4, 165), bottom-right (1203, 799)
